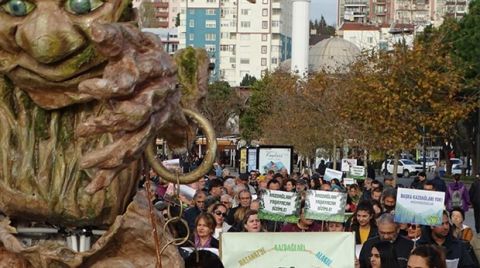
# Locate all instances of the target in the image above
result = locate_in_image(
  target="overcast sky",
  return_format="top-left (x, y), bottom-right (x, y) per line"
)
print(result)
top-left (310, 0), bottom-right (337, 26)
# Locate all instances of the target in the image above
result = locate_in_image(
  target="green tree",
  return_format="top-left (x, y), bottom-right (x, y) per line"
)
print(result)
top-left (200, 81), bottom-right (242, 136)
top-left (339, 35), bottom-right (476, 177)
top-left (239, 73), bottom-right (276, 142)
top-left (240, 74), bottom-right (257, 87)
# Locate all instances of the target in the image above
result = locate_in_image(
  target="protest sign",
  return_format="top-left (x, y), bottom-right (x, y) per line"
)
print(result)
top-left (343, 178), bottom-right (356, 186)
top-left (304, 190), bottom-right (347, 222)
top-left (395, 188), bottom-right (445, 226)
top-left (221, 232), bottom-right (355, 268)
top-left (324, 168), bottom-right (343, 182)
top-left (341, 159), bottom-right (357, 172)
top-left (258, 189), bottom-right (299, 223)
top-left (247, 148), bottom-right (257, 172)
top-left (348, 166), bottom-right (366, 180)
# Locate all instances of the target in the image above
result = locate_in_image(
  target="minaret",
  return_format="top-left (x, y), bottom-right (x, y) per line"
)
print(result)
top-left (291, 0), bottom-right (310, 77)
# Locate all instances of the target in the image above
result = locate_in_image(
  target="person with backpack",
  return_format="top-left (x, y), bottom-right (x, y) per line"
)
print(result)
top-left (445, 174), bottom-right (471, 213)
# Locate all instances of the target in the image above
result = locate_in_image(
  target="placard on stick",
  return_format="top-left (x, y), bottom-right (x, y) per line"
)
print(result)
top-left (258, 189), bottom-right (300, 223)
top-left (304, 190), bottom-right (347, 222)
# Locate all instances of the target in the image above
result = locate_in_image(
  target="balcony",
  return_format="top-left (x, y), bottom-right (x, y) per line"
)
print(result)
top-left (156, 12), bottom-right (169, 18)
top-left (154, 2), bottom-right (169, 8)
top-left (345, 0), bottom-right (367, 7)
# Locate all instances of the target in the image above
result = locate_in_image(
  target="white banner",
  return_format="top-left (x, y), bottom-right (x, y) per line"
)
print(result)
top-left (221, 232), bottom-right (355, 268)
top-left (341, 159), bottom-right (357, 172)
top-left (324, 168), bottom-right (343, 182)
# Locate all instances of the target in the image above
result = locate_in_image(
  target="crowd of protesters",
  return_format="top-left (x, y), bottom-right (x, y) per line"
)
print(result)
top-left (142, 162), bottom-right (480, 268)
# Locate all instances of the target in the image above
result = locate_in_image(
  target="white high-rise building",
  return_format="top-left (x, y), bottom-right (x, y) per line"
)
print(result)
top-left (179, 0), bottom-right (293, 85)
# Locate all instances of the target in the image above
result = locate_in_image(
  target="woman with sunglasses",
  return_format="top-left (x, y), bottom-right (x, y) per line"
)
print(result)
top-left (406, 223), bottom-right (422, 243)
top-left (210, 203), bottom-right (231, 239)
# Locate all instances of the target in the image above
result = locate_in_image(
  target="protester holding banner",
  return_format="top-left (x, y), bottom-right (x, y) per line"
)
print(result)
top-left (327, 221), bottom-right (345, 232)
top-left (348, 201), bottom-right (378, 244)
top-left (281, 201), bottom-right (322, 232)
top-left (283, 179), bottom-right (296, 192)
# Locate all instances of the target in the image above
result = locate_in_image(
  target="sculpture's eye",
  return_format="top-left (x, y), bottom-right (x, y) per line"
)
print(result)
top-left (65, 0), bottom-right (104, 15)
top-left (1, 0), bottom-right (35, 16)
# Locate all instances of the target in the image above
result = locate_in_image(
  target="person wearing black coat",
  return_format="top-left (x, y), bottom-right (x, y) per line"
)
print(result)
top-left (416, 211), bottom-right (477, 268)
top-left (359, 213), bottom-right (413, 268)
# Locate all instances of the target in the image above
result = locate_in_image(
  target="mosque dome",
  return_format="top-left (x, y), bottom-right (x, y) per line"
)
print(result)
top-left (279, 37), bottom-right (361, 73)
top-left (308, 37), bottom-right (360, 72)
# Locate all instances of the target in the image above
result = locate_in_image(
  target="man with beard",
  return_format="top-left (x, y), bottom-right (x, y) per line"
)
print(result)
top-left (381, 188), bottom-right (397, 214)
top-left (359, 213), bottom-right (413, 268)
top-left (417, 211), bottom-right (477, 267)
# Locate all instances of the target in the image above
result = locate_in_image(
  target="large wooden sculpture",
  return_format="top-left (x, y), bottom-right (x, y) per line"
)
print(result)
top-left (0, 0), bottom-right (215, 266)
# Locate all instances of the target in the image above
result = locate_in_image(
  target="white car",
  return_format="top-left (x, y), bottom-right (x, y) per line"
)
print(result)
top-left (381, 159), bottom-right (424, 177)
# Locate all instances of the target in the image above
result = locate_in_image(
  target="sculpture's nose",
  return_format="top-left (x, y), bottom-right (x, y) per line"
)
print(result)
top-left (15, 4), bottom-right (86, 64)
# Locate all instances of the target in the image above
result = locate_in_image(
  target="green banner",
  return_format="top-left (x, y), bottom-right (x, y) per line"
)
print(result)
top-left (258, 189), bottom-right (300, 223)
top-left (304, 190), bottom-right (347, 223)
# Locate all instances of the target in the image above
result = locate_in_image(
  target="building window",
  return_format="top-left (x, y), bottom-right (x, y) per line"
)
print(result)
top-left (205, 33), bottom-right (216, 41)
top-left (261, 58), bottom-right (267, 66)
top-left (271, 58), bottom-right (278, 64)
top-left (262, 0), bottom-right (267, 3)
top-left (230, 57), bottom-right (236, 63)
top-left (206, 9), bottom-right (216, 15)
top-left (262, 21), bottom-right (268, 29)
top-left (189, 20), bottom-right (194, 27)
top-left (240, 34), bottom-right (250, 40)
top-left (241, 9), bottom-right (250, 15)
top-left (205, 20), bottom-right (216, 28)
top-left (262, 34), bottom-right (268, 41)
top-left (261, 46), bottom-right (267, 54)
top-left (262, 8), bottom-right (268, 16)
top-left (240, 58), bottom-right (250, 64)
top-left (221, 32), bottom-right (230, 39)
top-left (189, 33), bottom-right (194, 40)
top-left (207, 0), bottom-right (215, 3)
top-left (205, 44), bottom-right (216, 53)
top-left (241, 21), bottom-right (251, 28)
top-left (271, 20), bottom-right (279, 27)
top-left (367, 37), bottom-right (373, 43)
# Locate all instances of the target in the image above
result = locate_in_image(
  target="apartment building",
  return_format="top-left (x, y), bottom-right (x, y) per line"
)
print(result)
top-left (337, 0), bottom-right (470, 28)
top-left (137, 0), bottom-right (181, 29)
top-left (179, 0), bottom-right (292, 85)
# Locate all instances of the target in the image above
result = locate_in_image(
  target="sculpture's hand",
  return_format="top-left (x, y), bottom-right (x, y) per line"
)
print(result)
top-left (76, 23), bottom-right (183, 193)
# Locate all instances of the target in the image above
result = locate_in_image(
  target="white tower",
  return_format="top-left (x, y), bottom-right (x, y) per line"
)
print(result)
top-left (290, 0), bottom-right (310, 77)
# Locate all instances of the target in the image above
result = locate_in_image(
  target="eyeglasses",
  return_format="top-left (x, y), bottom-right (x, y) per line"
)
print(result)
top-left (214, 211), bottom-right (227, 217)
top-left (407, 224), bottom-right (419, 230)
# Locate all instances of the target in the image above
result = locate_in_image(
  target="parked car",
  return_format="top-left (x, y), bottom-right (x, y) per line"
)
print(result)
top-left (381, 159), bottom-right (424, 177)
top-left (417, 157), bottom-right (438, 172)
top-left (449, 158), bottom-right (464, 170)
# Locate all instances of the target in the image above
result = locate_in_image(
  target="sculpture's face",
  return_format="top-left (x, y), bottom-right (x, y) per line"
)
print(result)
top-left (0, 0), bottom-right (128, 108)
